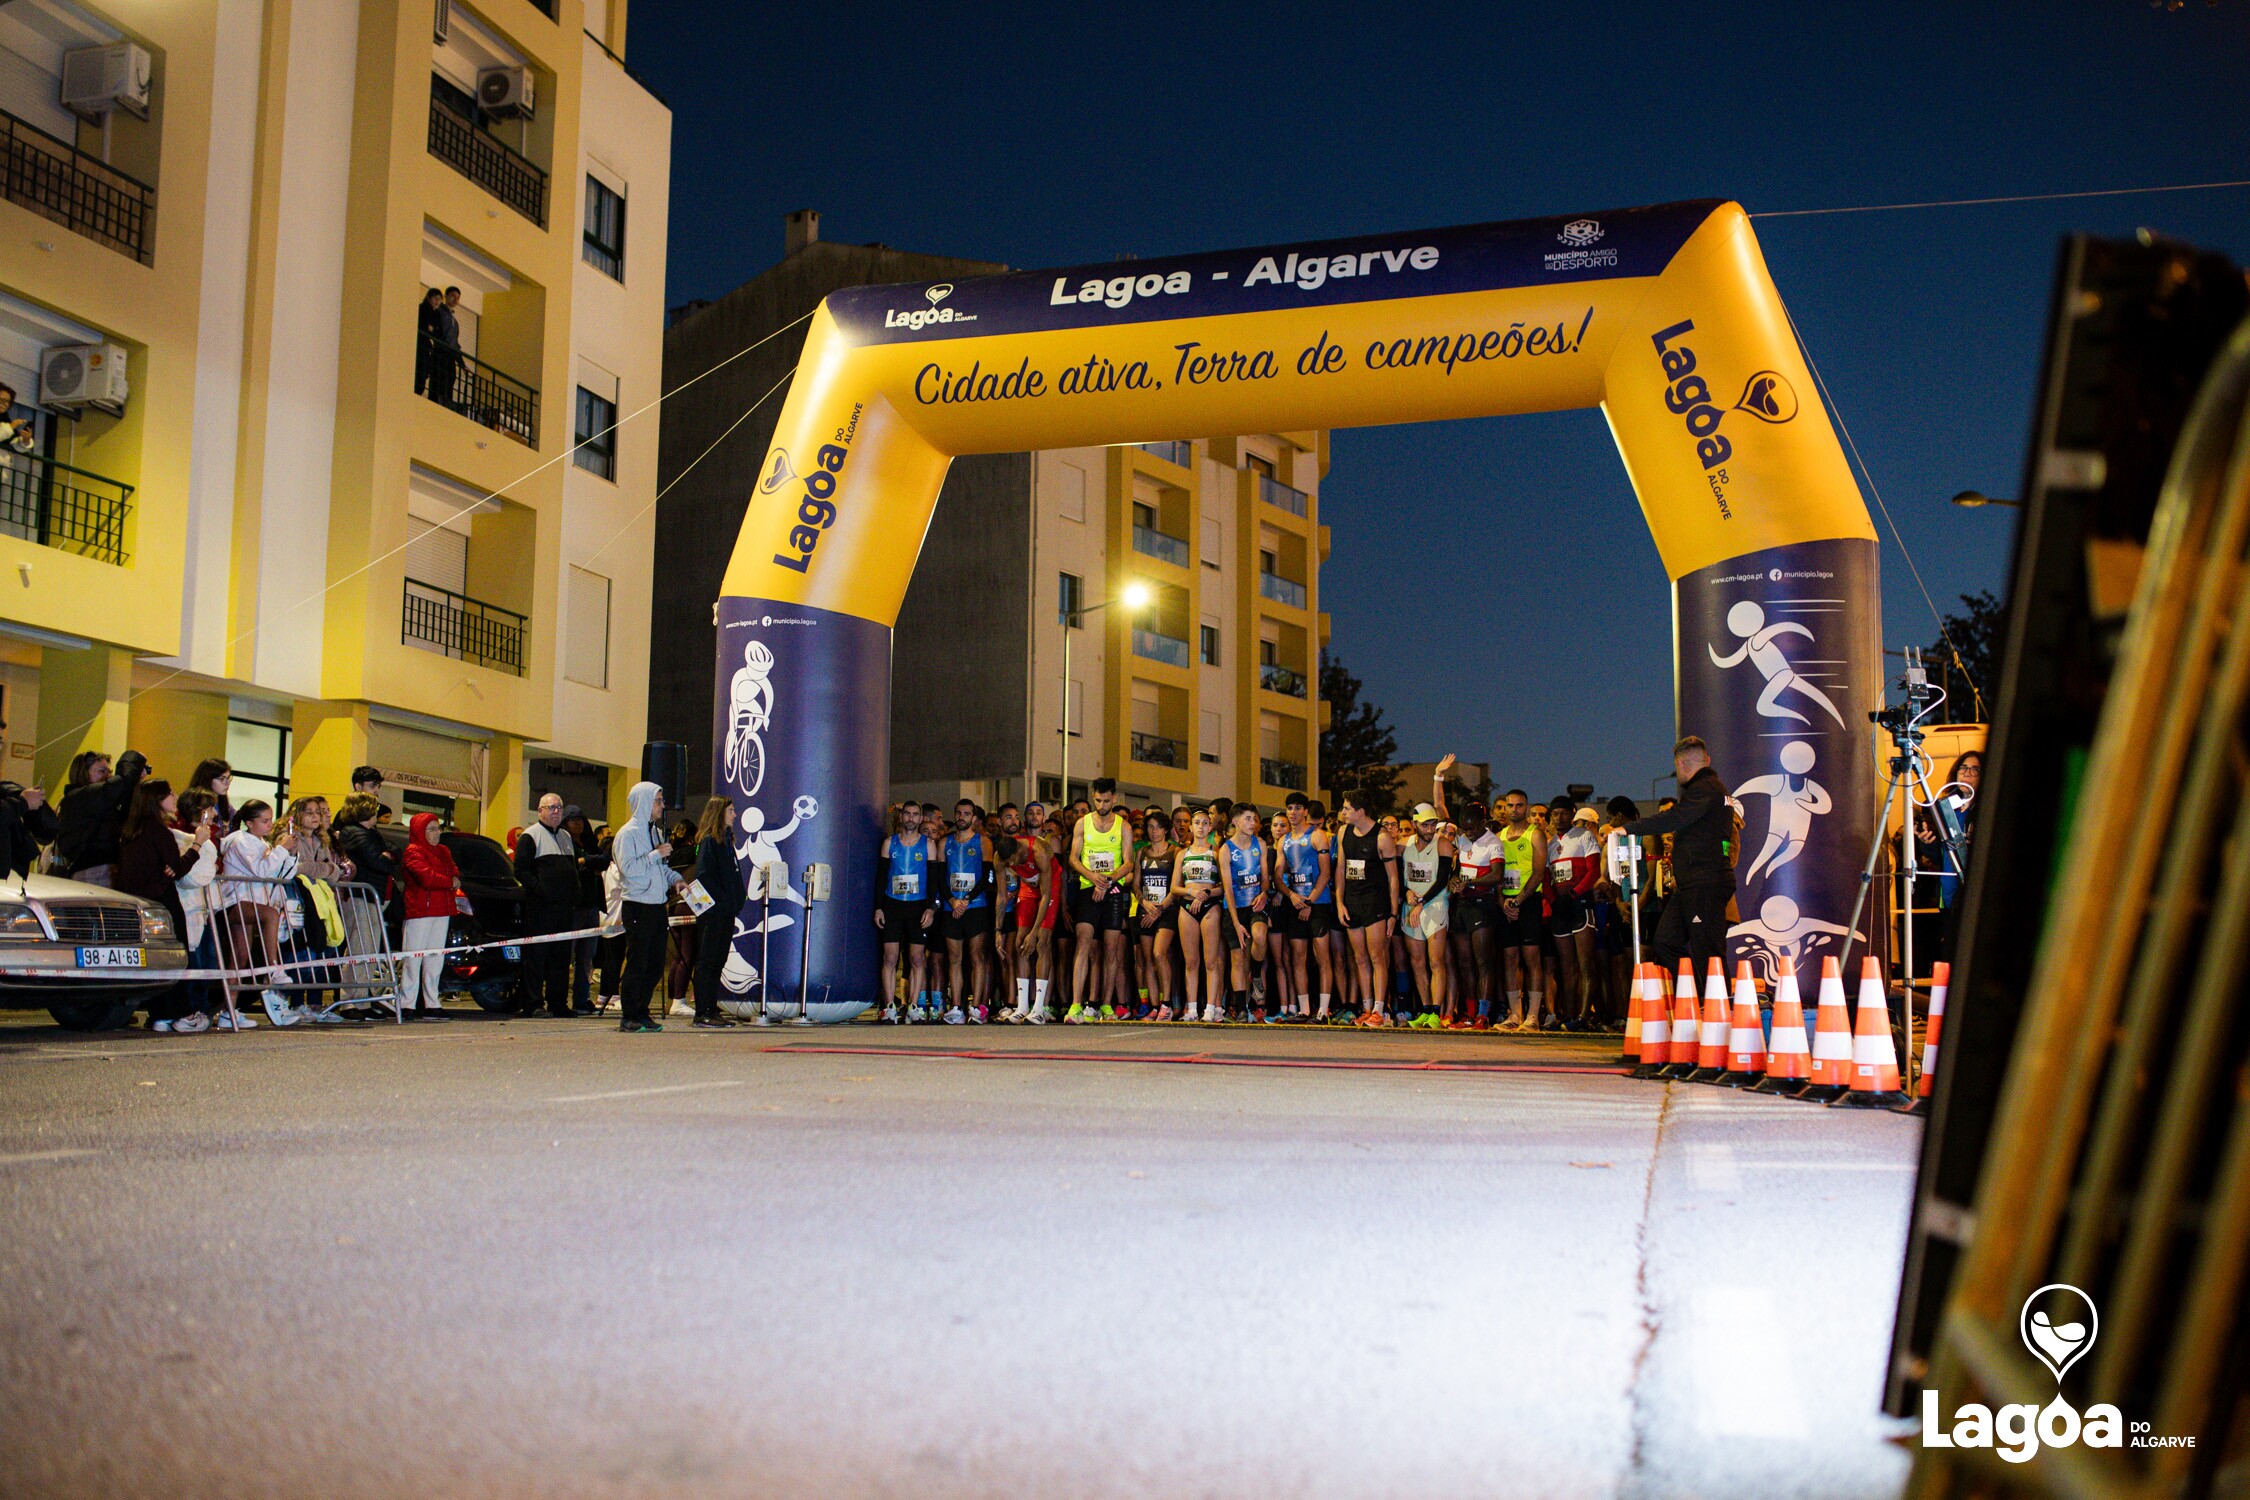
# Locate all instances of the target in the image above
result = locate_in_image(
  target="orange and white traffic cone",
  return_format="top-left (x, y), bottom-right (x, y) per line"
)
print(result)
top-left (1688, 957), bottom-right (1731, 1083)
top-left (1622, 960), bottom-right (1643, 1066)
top-left (1751, 954), bottom-right (1811, 1095)
top-left (1794, 956), bottom-right (1854, 1102)
top-left (1833, 956), bottom-right (1908, 1107)
top-left (1901, 961), bottom-right (1947, 1115)
top-left (1631, 964), bottom-right (1670, 1078)
top-left (1659, 960), bottom-right (1701, 1078)
top-left (1716, 960), bottom-right (1768, 1087)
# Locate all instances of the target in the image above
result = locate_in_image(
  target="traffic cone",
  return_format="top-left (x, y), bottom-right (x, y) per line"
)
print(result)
top-left (1622, 960), bottom-right (1643, 1065)
top-left (1795, 956), bottom-right (1854, 1101)
top-left (1658, 961), bottom-right (1701, 1078)
top-left (1751, 954), bottom-right (1811, 1094)
top-left (1630, 964), bottom-right (1670, 1078)
top-left (1688, 957), bottom-right (1731, 1083)
top-left (1832, 956), bottom-right (1908, 1107)
top-left (1901, 961), bottom-right (1947, 1115)
top-left (1716, 960), bottom-right (1768, 1087)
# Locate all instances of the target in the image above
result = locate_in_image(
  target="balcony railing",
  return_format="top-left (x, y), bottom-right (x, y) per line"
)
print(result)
top-left (418, 333), bottom-right (539, 447)
top-left (0, 453), bottom-right (133, 565)
top-left (403, 578), bottom-right (527, 675)
top-left (1257, 473), bottom-right (1307, 517)
top-left (1259, 662), bottom-right (1308, 698)
top-left (1131, 627), bottom-right (1190, 668)
top-left (1259, 570), bottom-right (1307, 609)
top-left (1132, 523), bottom-right (1189, 568)
top-left (1261, 757), bottom-right (1306, 791)
top-left (1139, 440), bottom-right (1193, 468)
top-left (427, 91), bottom-right (549, 226)
top-left (1130, 731), bottom-right (1185, 769)
top-left (1, 108), bottom-right (154, 264)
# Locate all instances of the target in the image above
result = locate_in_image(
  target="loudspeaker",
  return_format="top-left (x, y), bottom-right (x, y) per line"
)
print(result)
top-left (640, 741), bottom-right (686, 816)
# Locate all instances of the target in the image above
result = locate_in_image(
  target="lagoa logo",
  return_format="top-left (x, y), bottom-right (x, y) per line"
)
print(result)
top-left (1648, 320), bottom-right (1799, 471)
top-left (1920, 1284), bottom-right (2135, 1463)
top-left (758, 448), bottom-right (795, 495)
top-left (1735, 370), bottom-right (1799, 423)
top-left (925, 284), bottom-right (952, 305)
top-left (886, 283), bottom-right (976, 331)
top-left (1557, 218), bottom-right (1603, 248)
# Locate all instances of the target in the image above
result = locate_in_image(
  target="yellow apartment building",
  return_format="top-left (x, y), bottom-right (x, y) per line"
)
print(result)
top-left (0, 0), bottom-right (668, 830)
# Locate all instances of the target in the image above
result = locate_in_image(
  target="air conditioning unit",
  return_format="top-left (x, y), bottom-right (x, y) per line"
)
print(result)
top-left (476, 65), bottom-right (533, 119)
top-left (60, 42), bottom-right (151, 121)
top-left (39, 343), bottom-right (129, 416)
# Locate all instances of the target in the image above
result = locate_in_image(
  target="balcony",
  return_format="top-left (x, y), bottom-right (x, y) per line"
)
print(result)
top-left (1259, 570), bottom-right (1307, 609)
top-left (0, 453), bottom-right (133, 565)
top-left (1257, 473), bottom-right (1307, 518)
top-left (1130, 731), bottom-right (1185, 769)
top-left (1132, 523), bottom-right (1189, 568)
top-left (1259, 662), bottom-right (1308, 699)
top-left (418, 334), bottom-right (539, 447)
top-left (1139, 440), bottom-right (1193, 468)
top-left (427, 88), bottom-right (549, 227)
top-left (1131, 627), bottom-right (1190, 669)
top-left (1, 108), bottom-right (154, 265)
top-left (1260, 757), bottom-right (1306, 791)
top-left (403, 578), bottom-right (527, 675)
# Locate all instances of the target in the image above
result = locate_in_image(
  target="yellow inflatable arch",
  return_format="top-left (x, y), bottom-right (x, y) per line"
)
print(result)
top-left (714, 200), bottom-right (1880, 1015)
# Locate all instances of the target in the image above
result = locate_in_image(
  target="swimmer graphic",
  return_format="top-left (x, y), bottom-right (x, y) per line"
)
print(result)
top-left (1735, 740), bottom-right (1833, 884)
top-left (1709, 601), bottom-right (1847, 729)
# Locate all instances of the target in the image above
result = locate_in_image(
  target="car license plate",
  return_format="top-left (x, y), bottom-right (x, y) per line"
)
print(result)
top-left (78, 946), bottom-right (143, 968)
top-left (502, 945), bottom-right (521, 962)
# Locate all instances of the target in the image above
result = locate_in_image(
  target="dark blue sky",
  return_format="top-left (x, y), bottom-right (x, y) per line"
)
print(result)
top-left (627, 0), bottom-right (2250, 800)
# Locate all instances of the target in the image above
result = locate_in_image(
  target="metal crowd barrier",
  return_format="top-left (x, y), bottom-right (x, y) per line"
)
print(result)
top-left (203, 875), bottom-right (406, 1025)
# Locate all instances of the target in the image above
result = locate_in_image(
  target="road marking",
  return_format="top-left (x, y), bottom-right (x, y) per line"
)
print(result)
top-left (547, 1080), bottom-right (745, 1104)
top-left (1688, 1143), bottom-right (1742, 1192)
top-left (1693, 1286), bottom-right (1807, 1437)
top-left (1734, 1160), bottom-right (1916, 1172)
top-left (0, 1148), bottom-right (100, 1167)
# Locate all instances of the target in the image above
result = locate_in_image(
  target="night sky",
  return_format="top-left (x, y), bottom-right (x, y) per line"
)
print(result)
top-left (624, 0), bottom-right (2250, 801)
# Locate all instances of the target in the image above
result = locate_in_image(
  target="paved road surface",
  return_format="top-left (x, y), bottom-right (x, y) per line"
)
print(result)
top-left (0, 1009), bottom-right (1918, 1499)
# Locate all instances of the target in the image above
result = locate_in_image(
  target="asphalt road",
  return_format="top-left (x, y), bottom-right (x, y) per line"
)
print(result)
top-left (0, 1008), bottom-right (1919, 1499)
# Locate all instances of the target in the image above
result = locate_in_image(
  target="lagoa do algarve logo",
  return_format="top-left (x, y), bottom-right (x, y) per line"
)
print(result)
top-left (1918, 1284), bottom-right (2195, 1462)
top-left (885, 281), bottom-right (977, 331)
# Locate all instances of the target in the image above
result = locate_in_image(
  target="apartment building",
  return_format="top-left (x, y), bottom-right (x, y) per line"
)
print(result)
top-left (0, 0), bottom-right (668, 830)
top-left (654, 216), bottom-right (1329, 815)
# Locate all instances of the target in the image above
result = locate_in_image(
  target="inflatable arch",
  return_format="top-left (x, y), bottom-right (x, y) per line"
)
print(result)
top-left (711, 200), bottom-right (1881, 1018)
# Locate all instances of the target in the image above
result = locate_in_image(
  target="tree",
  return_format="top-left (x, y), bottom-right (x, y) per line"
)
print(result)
top-left (1319, 648), bottom-right (1401, 816)
top-left (1925, 589), bottom-right (2004, 722)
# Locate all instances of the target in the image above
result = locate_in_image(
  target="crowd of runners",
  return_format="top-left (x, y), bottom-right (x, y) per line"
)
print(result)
top-left (873, 756), bottom-right (1672, 1029)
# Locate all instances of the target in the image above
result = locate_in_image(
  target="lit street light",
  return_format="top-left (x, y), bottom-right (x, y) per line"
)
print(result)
top-left (1059, 581), bottom-right (1150, 804)
top-left (1950, 489), bottom-right (2021, 509)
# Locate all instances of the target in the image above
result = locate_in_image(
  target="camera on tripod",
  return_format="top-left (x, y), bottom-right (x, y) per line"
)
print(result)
top-left (1870, 648), bottom-right (1937, 743)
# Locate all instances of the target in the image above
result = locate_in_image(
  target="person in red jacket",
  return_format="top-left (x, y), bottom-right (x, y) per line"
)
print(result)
top-left (398, 812), bottom-right (461, 1020)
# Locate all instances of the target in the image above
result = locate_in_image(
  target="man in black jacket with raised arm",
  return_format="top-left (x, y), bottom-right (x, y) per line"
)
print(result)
top-left (514, 792), bottom-right (581, 1018)
top-left (1623, 736), bottom-right (1736, 975)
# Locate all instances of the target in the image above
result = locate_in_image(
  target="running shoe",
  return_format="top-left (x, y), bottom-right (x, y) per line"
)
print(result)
top-left (1153, 1004), bottom-right (1172, 1021)
top-left (883, 1004), bottom-right (900, 1024)
top-left (970, 1005), bottom-right (987, 1024)
top-left (261, 991), bottom-right (300, 1027)
top-left (214, 1009), bottom-right (255, 1030)
top-left (172, 1011), bottom-right (212, 1034)
top-left (1473, 1016), bottom-right (1492, 1031)
top-left (619, 1019), bottom-right (663, 1033)
top-left (149, 1018), bottom-right (171, 1033)
top-left (1028, 1007), bottom-right (1050, 1024)
top-left (1100, 1004), bottom-right (1119, 1021)
top-left (943, 1007), bottom-right (965, 1025)
top-left (1064, 1003), bottom-right (1085, 1024)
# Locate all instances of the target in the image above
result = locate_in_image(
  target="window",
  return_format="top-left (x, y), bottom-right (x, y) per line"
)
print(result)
top-left (1200, 623), bottom-right (1220, 667)
top-left (1247, 453), bottom-right (1276, 480)
top-left (583, 173), bottom-right (625, 279)
top-left (226, 719), bottom-right (292, 809)
top-left (565, 566), bottom-right (611, 688)
top-left (573, 386), bottom-right (616, 479)
top-left (1058, 570), bottom-right (1082, 626)
top-left (1057, 461), bottom-right (1086, 522)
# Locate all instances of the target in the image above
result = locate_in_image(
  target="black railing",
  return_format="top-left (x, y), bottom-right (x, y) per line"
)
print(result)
top-left (1259, 662), bottom-right (1307, 698)
top-left (417, 333), bottom-right (539, 447)
top-left (1130, 731), bottom-right (1185, 769)
top-left (0, 453), bottom-right (133, 565)
top-left (427, 91), bottom-right (548, 226)
top-left (0, 108), bottom-right (154, 264)
top-left (1260, 757), bottom-right (1306, 791)
top-left (403, 578), bottom-right (527, 675)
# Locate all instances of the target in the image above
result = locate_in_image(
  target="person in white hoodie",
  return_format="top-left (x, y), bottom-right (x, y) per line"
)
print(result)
top-left (612, 781), bottom-right (682, 1032)
top-left (219, 800), bottom-right (302, 1027)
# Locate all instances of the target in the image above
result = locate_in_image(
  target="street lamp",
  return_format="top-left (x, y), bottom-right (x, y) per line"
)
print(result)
top-left (1060, 581), bottom-right (1150, 804)
top-left (1950, 490), bottom-right (2021, 509)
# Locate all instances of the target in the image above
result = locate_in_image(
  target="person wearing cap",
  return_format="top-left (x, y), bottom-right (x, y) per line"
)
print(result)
top-left (1547, 801), bottom-right (1603, 1030)
top-left (1396, 795), bottom-right (1456, 1029)
top-left (1622, 736), bottom-right (1736, 977)
top-left (1434, 756), bottom-right (1500, 1029)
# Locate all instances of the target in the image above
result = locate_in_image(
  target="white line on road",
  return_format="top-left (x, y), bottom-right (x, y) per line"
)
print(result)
top-left (547, 1080), bottom-right (745, 1104)
top-left (0, 1148), bottom-right (100, 1167)
top-left (1688, 1143), bottom-right (1742, 1192)
top-left (1693, 1286), bottom-right (1808, 1437)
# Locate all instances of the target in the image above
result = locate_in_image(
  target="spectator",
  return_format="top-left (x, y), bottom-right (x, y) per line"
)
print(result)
top-left (414, 289), bottom-right (445, 399)
top-left (54, 748), bottom-right (145, 886)
top-left (428, 287), bottom-right (464, 410)
top-left (351, 765), bottom-right (385, 798)
top-left (1622, 737), bottom-right (1736, 976)
top-left (513, 792), bottom-right (581, 1018)
top-left (690, 795), bottom-right (746, 1028)
top-left (220, 799), bottom-right (301, 1026)
top-left (274, 797), bottom-right (352, 1023)
top-left (397, 812), bottom-right (459, 1021)
top-left (187, 758), bottom-right (235, 830)
top-left (664, 814), bottom-right (699, 1005)
top-left (561, 806), bottom-right (603, 1015)
top-left (329, 794), bottom-right (397, 1017)
top-left (612, 781), bottom-right (681, 1033)
top-left (171, 789), bottom-right (225, 1029)
top-left (0, 715), bottom-right (54, 876)
top-left (115, 778), bottom-right (207, 1033)
top-left (0, 380), bottom-right (37, 462)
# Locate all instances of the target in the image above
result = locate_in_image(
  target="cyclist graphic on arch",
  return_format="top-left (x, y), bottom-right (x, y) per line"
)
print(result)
top-left (724, 639), bottom-right (775, 795)
top-left (1709, 600), bottom-right (1847, 729)
top-left (1735, 739), bottom-right (1832, 884)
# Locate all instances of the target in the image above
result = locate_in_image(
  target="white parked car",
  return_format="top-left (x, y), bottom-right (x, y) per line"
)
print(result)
top-left (0, 873), bottom-right (189, 1031)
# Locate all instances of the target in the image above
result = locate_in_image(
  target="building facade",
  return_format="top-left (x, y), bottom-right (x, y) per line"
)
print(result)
top-left (655, 216), bottom-right (1328, 816)
top-left (0, 0), bottom-right (668, 830)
